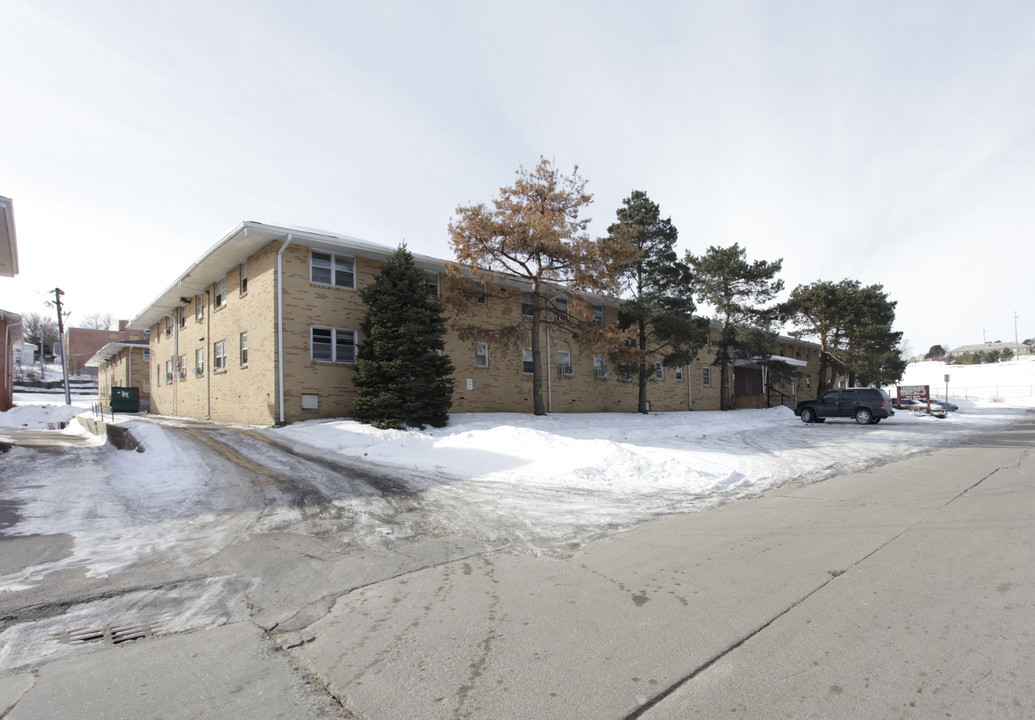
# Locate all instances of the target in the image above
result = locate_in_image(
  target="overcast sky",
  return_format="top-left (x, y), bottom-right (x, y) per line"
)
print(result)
top-left (3, 0), bottom-right (1033, 354)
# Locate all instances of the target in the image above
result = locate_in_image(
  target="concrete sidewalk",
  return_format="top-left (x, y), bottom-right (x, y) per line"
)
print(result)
top-left (3, 418), bottom-right (1032, 719)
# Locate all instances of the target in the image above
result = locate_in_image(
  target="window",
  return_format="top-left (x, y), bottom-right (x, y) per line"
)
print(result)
top-left (619, 364), bottom-right (633, 382)
top-left (214, 340), bottom-right (227, 371)
top-left (521, 293), bottom-right (534, 317)
top-left (553, 297), bottom-right (568, 321)
top-left (178, 308), bottom-right (186, 328)
top-left (195, 348), bottom-right (205, 376)
top-left (195, 294), bottom-right (204, 322)
top-left (178, 354), bottom-right (187, 380)
top-left (165, 358), bottom-right (174, 383)
top-left (310, 326), bottom-right (357, 364)
top-left (240, 261), bottom-right (248, 295)
top-left (240, 331), bottom-right (248, 366)
top-left (522, 347), bottom-right (533, 374)
top-left (473, 342), bottom-right (488, 368)
top-left (805, 347), bottom-right (811, 361)
top-left (143, 348), bottom-right (150, 363)
top-left (424, 271), bottom-right (439, 296)
top-left (310, 251), bottom-right (355, 289)
top-left (593, 355), bottom-right (607, 380)
top-left (702, 366), bottom-right (712, 387)
top-left (656, 362), bottom-right (664, 380)
top-left (301, 393), bottom-right (319, 410)
top-left (592, 304), bottom-right (604, 324)
top-left (164, 317), bottom-right (173, 336)
top-left (806, 374), bottom-right (812, 389)
top-left (214, 276), bottom-right (227, 308)
top-left (675, 366), bottom-right (684, 382)
top-left (557, 350), bottom-right (572, 377)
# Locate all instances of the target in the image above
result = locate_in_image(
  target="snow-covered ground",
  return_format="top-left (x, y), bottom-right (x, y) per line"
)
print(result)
top-left (2, 359), bottom-right (1033, 564)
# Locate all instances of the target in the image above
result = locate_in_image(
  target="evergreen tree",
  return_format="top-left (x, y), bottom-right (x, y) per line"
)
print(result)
top-left (352, 246), bottom-right (454, 429)
top-left (607, 191), bottom-right (705, 413)
top-left (688, 244), bottom-right (784, 410)
top-left (925, 344), bottom-right (947, 360)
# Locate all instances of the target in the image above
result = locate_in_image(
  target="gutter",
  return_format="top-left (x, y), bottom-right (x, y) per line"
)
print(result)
top-left (276, 233), bottom-right (294, 425)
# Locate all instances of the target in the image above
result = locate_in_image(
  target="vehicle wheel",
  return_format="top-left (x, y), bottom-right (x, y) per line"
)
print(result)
top-left (800, 408), bottom-right (816, 424)
top-left (855, 408), bottom-right (873, 425)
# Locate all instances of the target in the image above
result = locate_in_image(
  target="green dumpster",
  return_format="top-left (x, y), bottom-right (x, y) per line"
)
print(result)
top-left (110, 387), bottom-right (140, 413)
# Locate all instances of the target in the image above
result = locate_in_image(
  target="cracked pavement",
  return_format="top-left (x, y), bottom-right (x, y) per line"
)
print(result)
top-left (1, 416), bottom-right (1034, 718)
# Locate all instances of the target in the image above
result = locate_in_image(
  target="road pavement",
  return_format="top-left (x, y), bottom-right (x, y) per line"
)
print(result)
top-left (1, 415), bottom-right (1032, 719)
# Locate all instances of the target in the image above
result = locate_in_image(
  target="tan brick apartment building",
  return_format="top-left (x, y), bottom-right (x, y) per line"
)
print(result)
top-left (88, 341), bottom-right (151, 411)
top-left (129, 222), bottom-right (819, 425)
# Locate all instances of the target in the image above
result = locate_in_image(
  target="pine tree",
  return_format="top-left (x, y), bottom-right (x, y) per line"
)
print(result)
top-left (688, 244), bottom-right (784, 411)
top-left (448, 157), bottom-right (625, 415)
top-left (608, 191), bottom-right (705, 413)
top-left (352, 246), bottom-right (455, 429)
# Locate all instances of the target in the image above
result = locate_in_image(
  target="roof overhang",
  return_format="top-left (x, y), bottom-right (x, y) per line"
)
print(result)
top-left (128, 221), bottom-right (449, 331)
top-left (85, 341), bottom-right (149, 367)
top-left (733, 355), bottom-right (809, 370)
top-left (0, 196), bottom-right (18, 277)
top-left (2, 310), bottom-right (23, 349)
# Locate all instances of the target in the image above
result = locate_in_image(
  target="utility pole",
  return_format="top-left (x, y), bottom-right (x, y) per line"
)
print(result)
top-left (50, 288), bottom-right (72, 405)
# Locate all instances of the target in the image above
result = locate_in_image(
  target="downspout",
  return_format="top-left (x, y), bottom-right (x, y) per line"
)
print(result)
top-left (205, 291), bottom-right (211, 420)
top-left (546, 323), bottom-right (553, 413)
top-left (276, 234), bottom-right (294, 425)
top-left (172, 310), bottom-right (179, 416)
top-left (687, 363), bottom-right (692, 410)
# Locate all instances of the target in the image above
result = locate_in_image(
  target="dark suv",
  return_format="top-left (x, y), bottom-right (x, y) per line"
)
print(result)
top-left (794, 387), bottom-right (894, 424)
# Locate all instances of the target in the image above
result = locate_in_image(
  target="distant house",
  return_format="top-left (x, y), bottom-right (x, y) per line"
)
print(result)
top-left (949, 342), bottom-right (1032, 357)
top-left (1, 195), bottom-right (20, 411)
top-left (65, 322), bottom-right (148, 378)
top-left (128, 221), bottom-right (821, 425)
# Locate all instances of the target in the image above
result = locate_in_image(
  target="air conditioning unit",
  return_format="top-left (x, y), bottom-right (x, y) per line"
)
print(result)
top-left (165, 373), bottom-right (173, 383)
top-left (194, 366), bottom-right (204, 376)
top-left (558, 365), bottom-right (573, 377)
top-left (594, 368), bottom-right (608, 380)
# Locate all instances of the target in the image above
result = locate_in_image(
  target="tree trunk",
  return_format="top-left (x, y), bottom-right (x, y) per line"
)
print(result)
top-left (530, 294), bottom-right (547, 416)
top-left (637, 318), bottom-right (649, 414)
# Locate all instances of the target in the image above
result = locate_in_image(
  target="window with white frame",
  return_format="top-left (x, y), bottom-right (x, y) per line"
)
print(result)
top-left (553, 297), bottom-right (568, 321)
top-left (178, 354), bottom-right (187, 379)
top-left (165, 358), bottom-right (174, 383)
top-left (521, 293), bottom-right (534, 317)
top-left (195, 348), bottom-right (205, 375)
top-left (164, 317), bottom-right (173, 336)
top-left (195, 294), bottom-right (204, 322)
top-left (655, 362), bottom-right (664, 380)
top-left (240, 261), bottom-right (248, 295)
top-left (702, 366), bottom-right (712, 387)
top-left (593, 355), bottom-right (607, 380)
top-left (473, 342), bottom-right (488, 368)
top-left (214, 276), bottom-right (227, 307)
top-left (143, 348), bottom-right (150, 363)
top-left (619, 363), bottom-right (633, 382)
top-left (240, 331), bottom-right (248, 366)
top-left (521, 347), bottom-right (533, 374)
top-left (310, 251), bottom-right (355, 289)
top-left (310, 326), bottom-right (357, 364)
top-left (675, 365), bottom-right (684, 381)
top-left (424, 271), bottom-right (439, 296)
top-left (557, 350), bottom-right (572, 377)
top-left (592, 304), bottom-right (604, 323)
top-left (179, 308), bottom-right (186, 328)
top-left (213, 340), bottom-right (227, 371)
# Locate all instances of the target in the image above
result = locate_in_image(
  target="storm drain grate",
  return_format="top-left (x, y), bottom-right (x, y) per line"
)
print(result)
top-left (51, 622), bottom-right (162, 647)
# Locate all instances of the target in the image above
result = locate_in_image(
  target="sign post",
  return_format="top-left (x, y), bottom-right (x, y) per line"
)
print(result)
top-left (944, 374), bottom-right (950, 404)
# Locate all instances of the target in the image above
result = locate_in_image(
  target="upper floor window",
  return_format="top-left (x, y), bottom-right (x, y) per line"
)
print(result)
top-left (240, 261), bottom-right (248, 295)
top-left (424, 271), bottom-right (439, 296)
top-left (521, 293), bottom-right (534, 317)
top-left (215, 276), bottom-right (228, 308)
top-left (592, 304), bottom-right (604, 324)
top-left (553, 297), bottom-right (568, 321)
top-left (310, 251), bottom-right (355, 289)
top-left (213, 340), bottom-right (228, 371)
top-left (195, 294), bottom-right (204, 322)
top-left (655, 362), bottom-right (664, 380)
top-left (702, 366), bottom-right (712, 387)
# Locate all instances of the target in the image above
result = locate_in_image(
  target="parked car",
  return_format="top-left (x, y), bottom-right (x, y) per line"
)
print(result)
top-left (929, 398), bottom-right (959, 412)
top-left (794, 387), bottom-right (895, 424)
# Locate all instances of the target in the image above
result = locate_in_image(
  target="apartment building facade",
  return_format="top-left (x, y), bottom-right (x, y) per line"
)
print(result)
top-left (88, 341), bottom-right (151, 411)
top-left (130, 222), bottom-right (819, 425)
